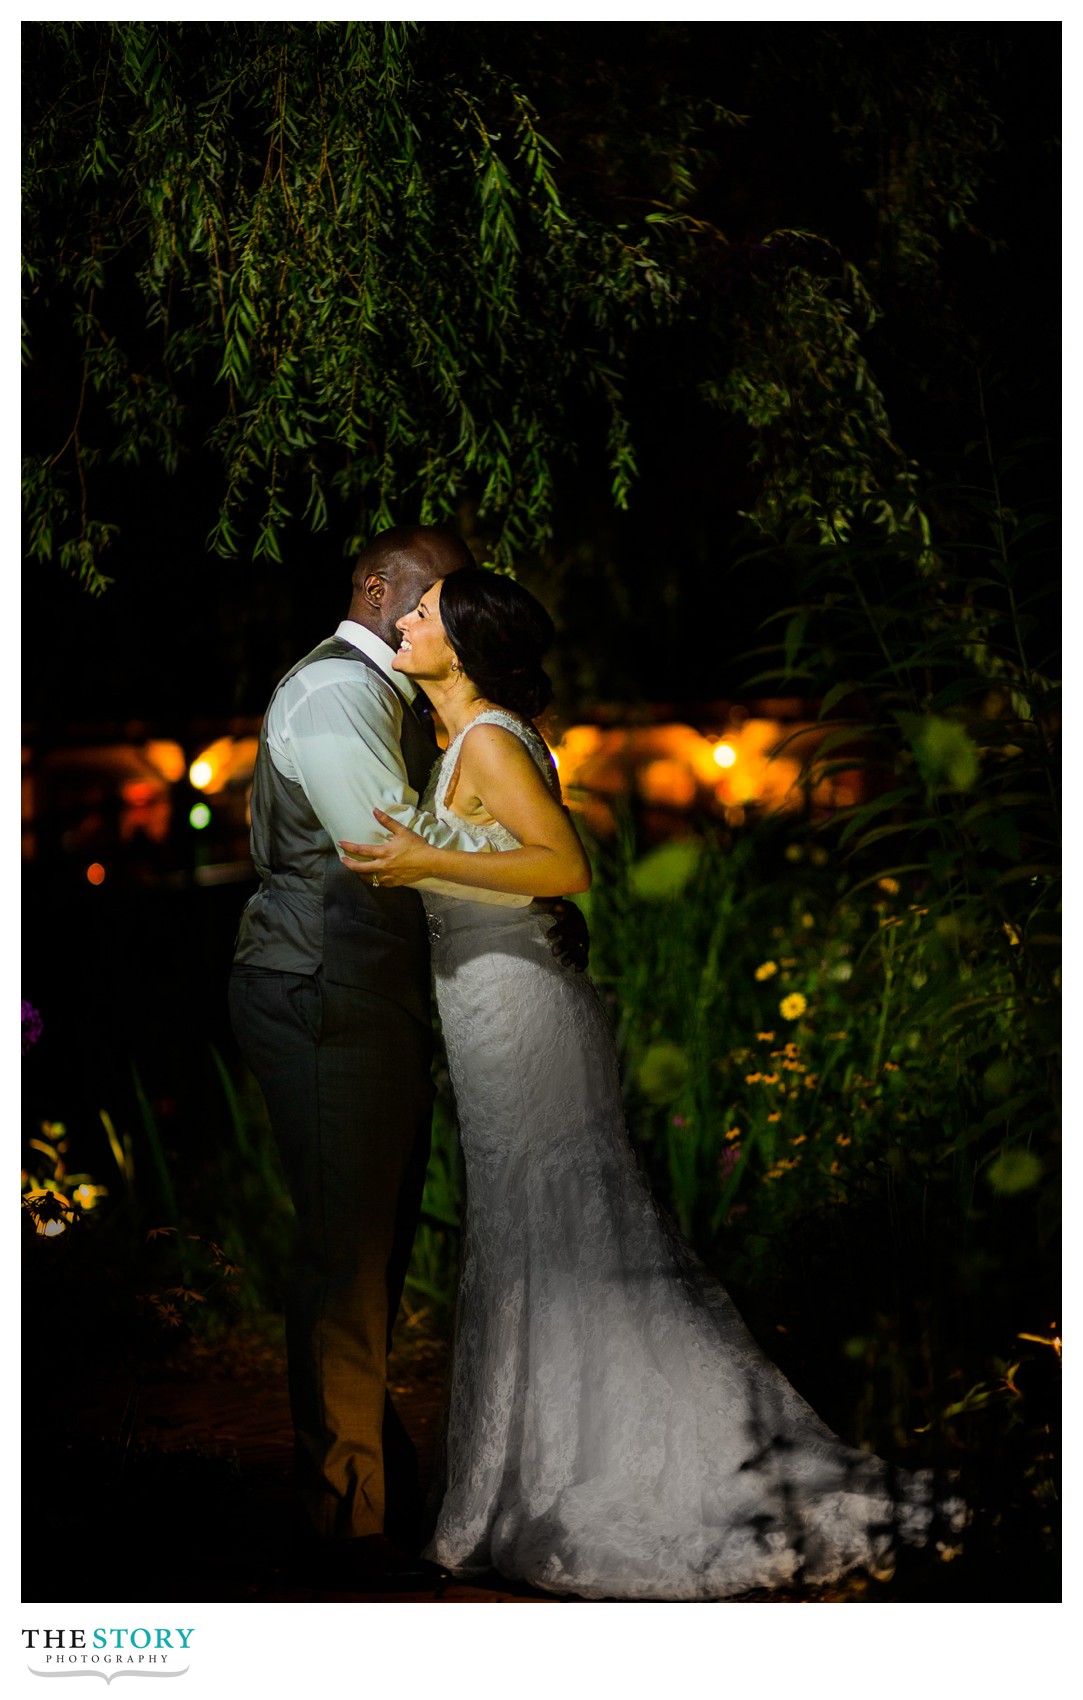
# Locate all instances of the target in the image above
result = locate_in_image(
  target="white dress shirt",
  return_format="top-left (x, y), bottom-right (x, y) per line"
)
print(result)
top-left (264, 619), bottom-right (529, 906)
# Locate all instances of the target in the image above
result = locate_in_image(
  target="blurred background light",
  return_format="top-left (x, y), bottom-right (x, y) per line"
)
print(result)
top-left (143, 740), bottom-right (186, 783)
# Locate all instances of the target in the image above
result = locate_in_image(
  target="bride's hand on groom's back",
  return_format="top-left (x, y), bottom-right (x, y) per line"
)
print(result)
top-left (538, 898), bottom-right (589, 972)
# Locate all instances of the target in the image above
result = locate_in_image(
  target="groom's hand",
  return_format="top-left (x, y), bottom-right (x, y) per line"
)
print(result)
top-left (539, 898), bottom-right (589, 972)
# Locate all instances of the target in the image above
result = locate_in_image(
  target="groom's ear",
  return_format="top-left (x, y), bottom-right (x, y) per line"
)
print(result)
top-left (361, 571), bottom-right (385, 606)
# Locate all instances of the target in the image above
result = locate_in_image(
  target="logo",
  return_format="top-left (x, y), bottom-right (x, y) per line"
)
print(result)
top-left (23, 1629), bottom-right (193, 1684)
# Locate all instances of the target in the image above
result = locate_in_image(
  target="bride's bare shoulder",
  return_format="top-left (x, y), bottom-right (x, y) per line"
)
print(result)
top-left (459, 717), bottom-right (538, 769)
top-left (462, 715), bottom-right (557, 786)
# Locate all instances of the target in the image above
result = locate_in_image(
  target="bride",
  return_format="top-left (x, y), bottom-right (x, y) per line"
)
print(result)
top-left (338, 566), bottom-right (962, 1602)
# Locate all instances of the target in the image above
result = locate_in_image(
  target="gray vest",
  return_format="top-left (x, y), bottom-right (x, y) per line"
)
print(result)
top-left (233, 637), bottom-right (437, 1022)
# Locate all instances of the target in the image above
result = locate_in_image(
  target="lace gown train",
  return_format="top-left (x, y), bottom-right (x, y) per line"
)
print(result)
top-left (418, 710), bottom-right (961, 1601)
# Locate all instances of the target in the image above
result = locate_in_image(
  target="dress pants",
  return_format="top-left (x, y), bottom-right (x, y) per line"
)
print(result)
top-left (228, 964), bottom-right (434, 1542)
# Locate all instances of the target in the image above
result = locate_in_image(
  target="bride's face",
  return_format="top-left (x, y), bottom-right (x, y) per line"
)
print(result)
top-left (393, 577), bottom-right (459, 680)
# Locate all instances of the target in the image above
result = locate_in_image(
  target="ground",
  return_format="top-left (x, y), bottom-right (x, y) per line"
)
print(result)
top-left (22, 1308), bottom-right (1011, 1606)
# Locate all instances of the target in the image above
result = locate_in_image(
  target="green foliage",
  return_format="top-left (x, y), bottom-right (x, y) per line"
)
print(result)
top-left (404, 1077), bottom-right (464, 1311)
top-left (986, 1147), bottom-right (1043, 1197)
top-left (907, 714), bottom-right (981, 792)
top-left (635, 1040), bottom-right (690, 1105)
top-left (22, 21), bottom-right (701, 578)
top-left (23, 20), bottom-right (1016, 627)
top-left (713, 238), bottom-right (918, 546)
top-left (734, 406), bottom-right (1060, 1095)
top-left (628, 837), bottom-right (702, 900)
top-left (23, 1043), bottom-right (293, 1340)
top-left (814, 24), bottom-right (1003, 285)
top-left (626, 363), bottom-right (1058, 1522)
top-left (581, 811), bottom-right (1058, 1535)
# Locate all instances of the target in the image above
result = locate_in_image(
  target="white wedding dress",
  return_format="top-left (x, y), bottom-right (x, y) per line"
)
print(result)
top-left (418, 709), bottom-right (962, 1601)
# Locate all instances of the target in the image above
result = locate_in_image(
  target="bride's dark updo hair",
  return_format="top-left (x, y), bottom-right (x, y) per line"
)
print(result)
top-left (439, 568), bottom-right (554, 720)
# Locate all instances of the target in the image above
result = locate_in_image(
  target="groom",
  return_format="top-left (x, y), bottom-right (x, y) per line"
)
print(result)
top-left (229, 524), bottom-right (583, 1588)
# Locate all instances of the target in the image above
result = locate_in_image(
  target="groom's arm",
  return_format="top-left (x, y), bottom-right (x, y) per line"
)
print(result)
top-left (270, 661), bottom-right (531, 907)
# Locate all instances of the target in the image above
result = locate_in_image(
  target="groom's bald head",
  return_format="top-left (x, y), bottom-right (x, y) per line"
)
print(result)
top-left (348, 524), bottom-right (475, 647)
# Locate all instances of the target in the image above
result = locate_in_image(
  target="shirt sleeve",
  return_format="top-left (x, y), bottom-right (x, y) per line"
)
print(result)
top-left (272, 664), bottom-right (532, 908)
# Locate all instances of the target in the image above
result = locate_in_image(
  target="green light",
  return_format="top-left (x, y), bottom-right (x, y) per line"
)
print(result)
top-left (189, 802), bottom-right (212, 830)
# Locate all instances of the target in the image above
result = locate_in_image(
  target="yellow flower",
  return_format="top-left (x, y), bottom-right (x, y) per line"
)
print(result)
top-left (836, 1133), bottom-right (852, 1147)
top-left (878, 877), bottom-right (900, 895)
top-left (725, 1126), bottom-right (741, 1142)
top-left (791, 1135), bottom-right (807, 1146)
top-left (767, 1111), bottom-right (781, 1123)
top-left (779, 993), bottom-right (807, 1021)
top-left (762, 1072), bottom-right (780, 1085)
top-left (756, 1031), bottom-right (776, 1042)
top-left (755, 961), bottom-right (778, 982)
top-left (1003, 922), bottom-right (1021, 947)
top-left (764, 1160), bottom-right (796, 1182)
top-left (800, 913), bottom-right (815, 929)
top-left (744, 1072), bottom-right (763, 1085)
top-left (765, 1155), bottom-right (799, 1177)
top-left (72, 1183), bottom-right (107, 1210)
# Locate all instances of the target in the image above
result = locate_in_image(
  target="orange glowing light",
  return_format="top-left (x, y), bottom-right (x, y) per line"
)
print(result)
top-left (713, 741), bottom-right (738, 769)
top-left (637, 759), bottom-right (697, 808)
top-left (186, 735), bottom-right (259, 795)
top-left (143, 740), bottom-right (186, 783)
top-left (86, 863), bottom-right (106, 886)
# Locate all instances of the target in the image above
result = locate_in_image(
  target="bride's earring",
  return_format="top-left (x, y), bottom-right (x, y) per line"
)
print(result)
top-left (450, 659), bottom-right (462, 675)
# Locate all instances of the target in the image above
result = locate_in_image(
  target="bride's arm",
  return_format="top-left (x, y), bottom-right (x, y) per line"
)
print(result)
top-left (339, 723), bottom-right (591, 897)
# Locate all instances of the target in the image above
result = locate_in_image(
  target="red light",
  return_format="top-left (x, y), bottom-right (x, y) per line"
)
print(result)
top-left (86, 863), bottom-right (105, 886)
top-left (121, 780), bottom-right (156, 807)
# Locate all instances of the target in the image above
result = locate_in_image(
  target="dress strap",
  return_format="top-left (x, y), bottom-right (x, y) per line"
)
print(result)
top-left (434, 709), bottom-right (560, 813)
